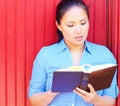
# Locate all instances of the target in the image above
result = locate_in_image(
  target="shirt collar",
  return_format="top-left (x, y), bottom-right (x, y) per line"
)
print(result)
top-left (84, 41), bottom-right (92, 54)
top-left (57, 39), bottom-right (68, 53)
top-left (57, 39), bottom-right (92, 54)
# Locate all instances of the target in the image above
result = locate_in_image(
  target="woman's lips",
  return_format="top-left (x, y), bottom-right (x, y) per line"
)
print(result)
top-left (75, 36), bottom-right (83, 41)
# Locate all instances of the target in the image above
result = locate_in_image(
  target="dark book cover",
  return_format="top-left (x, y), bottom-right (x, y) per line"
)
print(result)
top-left (52, 64), bottom-right (117, 92)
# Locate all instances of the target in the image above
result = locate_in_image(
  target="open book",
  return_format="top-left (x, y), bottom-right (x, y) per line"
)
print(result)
top-left (52, 64), bottom-right (117, 92)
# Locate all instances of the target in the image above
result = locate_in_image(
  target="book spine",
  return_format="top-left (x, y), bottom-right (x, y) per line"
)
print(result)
top-left (79, 73), bottom-right (90, 91)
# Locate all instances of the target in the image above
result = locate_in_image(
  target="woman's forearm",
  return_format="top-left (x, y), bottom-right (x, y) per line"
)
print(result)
top-left (93, 95), bottom-right (115, 106)
top-left (29, 91), bottom-right (58, 106)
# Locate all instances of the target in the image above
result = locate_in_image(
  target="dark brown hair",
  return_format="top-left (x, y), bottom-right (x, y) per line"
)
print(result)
top-left (56, 0), bottom-right (89, 42)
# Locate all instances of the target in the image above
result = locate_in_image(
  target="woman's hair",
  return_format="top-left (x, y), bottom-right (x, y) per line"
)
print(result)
top-left (56, 0), bottom-right (89, 42)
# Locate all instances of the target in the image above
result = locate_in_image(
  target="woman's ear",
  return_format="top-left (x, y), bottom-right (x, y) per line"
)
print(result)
top-left (55, 21), bottom-right (61, 31)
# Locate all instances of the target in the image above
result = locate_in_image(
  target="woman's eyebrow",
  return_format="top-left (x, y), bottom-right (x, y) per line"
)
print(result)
top-left (79, 18), bottom-right (88, 22)
top-left (67, 18), bottom-right (88, 24)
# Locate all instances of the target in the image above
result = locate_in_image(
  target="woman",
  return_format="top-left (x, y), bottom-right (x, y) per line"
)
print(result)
top-left (28, 0), bottom-right (119, 106)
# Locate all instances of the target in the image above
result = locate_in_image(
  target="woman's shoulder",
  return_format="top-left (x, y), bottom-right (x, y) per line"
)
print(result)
top-left (41, 43), bottom-right (59, 51)
top-left (34, 43), bottom-right (59, 61)
top-left (37, 42), bottom-right (60, 55)
top-left (86, 41), bottom-right (116, 63)
top-left (86, 41), bottom-right (109, 50)
top-left (38, 40), bottom-right (66, 53)
top-left (86, 41), bottom-right (114, 56)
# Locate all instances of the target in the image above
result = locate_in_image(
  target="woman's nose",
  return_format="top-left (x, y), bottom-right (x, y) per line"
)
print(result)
top-left (75, 25), bottom-right (82, 33)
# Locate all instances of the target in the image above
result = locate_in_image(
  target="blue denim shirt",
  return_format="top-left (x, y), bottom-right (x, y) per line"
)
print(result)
top-left (29, 40), bottom-right (119, 106)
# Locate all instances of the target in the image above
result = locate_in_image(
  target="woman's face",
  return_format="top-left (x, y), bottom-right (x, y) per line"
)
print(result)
top-left (56, 6), bottom-right (89, 47)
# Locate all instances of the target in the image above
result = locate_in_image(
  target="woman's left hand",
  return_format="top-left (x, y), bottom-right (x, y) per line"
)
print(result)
top-left (73, 84), bottom-right (99, 104)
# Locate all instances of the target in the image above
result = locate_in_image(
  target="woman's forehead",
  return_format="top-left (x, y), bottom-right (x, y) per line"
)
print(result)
top-left (61, 6), bottom-right (88, 22)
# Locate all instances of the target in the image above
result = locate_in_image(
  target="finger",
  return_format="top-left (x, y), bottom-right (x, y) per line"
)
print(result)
top-left (75, 87), bottom-right (89, 96)
top-left (73, 88), bottom-right (84, 96)
top-left (88, 84), bottom-right (95, 93)
top-left (73, 89), bottom-right (86, 98)
top-left (73, 89), bottom-right (92, 102)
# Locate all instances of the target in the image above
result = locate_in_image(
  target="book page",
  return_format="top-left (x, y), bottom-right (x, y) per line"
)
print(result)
top-left (55, 66), bottom-right (86, 72)
top-left (87, 63), bottom-right (117, 73)
top-left (54, 63), bottom-right (117, 73)
top-left (69, 66), bottom-right (86, 71)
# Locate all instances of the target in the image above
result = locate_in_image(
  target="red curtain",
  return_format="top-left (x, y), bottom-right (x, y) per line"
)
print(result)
top-left (107, 0), bottom-right (120, 105)
top-left (0, 0), bottom-right (119, 106)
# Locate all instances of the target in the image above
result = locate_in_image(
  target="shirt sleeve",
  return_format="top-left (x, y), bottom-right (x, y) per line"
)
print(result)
top-left (101, 47), bottom-right (119, 98)
top-left (28, 47), bottom-right (47, 97)
top-left (102, 71), bottom-right (119, 98)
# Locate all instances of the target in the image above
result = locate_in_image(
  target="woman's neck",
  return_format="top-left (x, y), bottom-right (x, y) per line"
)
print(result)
top-left (69, 44), bottom-right (85, 66)
top-left (64, 39), bottom-right (85, 51)
top-left (69, 43), bottom-right (84, 52)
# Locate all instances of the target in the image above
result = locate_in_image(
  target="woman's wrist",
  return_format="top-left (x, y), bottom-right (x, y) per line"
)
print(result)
top-left (93, 95), bottom-right (115, 106)
top-left (92, 95), bottom-right (102, 106)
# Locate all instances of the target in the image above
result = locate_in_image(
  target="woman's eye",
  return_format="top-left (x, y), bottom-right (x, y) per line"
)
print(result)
top-left (67, 25), bottom-right (74, 27)
top-left (81, 22), bottom-right (87, 25)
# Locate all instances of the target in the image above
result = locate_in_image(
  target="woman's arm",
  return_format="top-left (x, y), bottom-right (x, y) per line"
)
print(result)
top-left (92, 95), bottom-right (115, 106)
top-left (29, 90), bottom-right (59, 106)
top-left (73, 84), bottom-right (115, 106)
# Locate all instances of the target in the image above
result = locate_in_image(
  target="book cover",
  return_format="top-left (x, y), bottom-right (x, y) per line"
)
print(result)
top-left (51, 64), bottom-right (117, 92)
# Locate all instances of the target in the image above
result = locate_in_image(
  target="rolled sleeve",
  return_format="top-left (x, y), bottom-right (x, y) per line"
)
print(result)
top-left (28, 81), bottom-right (45, 97)
top-left (102, 71), bottom-right (119, 98)
top-left (28, 48), bottom-right (47, 97)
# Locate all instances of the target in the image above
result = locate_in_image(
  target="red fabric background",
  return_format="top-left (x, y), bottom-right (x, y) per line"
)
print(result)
top-left (0, 0), bottom-right (119, 106)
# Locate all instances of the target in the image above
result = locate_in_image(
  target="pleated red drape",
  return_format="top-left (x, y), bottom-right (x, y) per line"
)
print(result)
top-left (107, 0), bottom-right (120, 105)
top-left (0, 0), bottom-right (119, 106)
